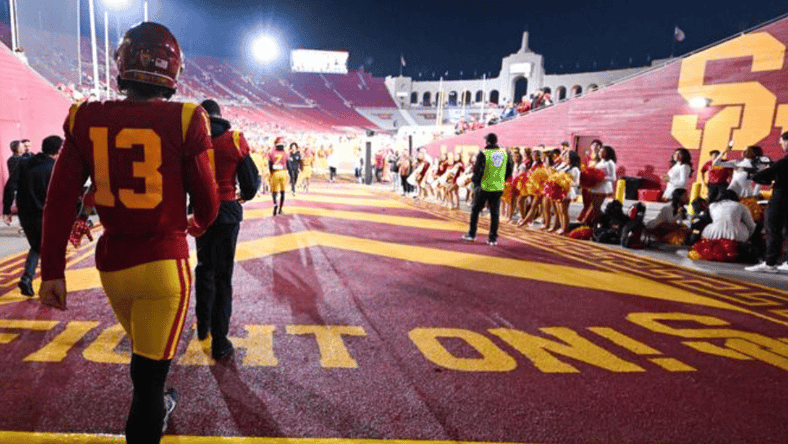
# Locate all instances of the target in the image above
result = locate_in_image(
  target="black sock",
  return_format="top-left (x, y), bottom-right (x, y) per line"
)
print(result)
top-left (125, 353), bottom-right (172, 444)
top-left (279, 191), bottom-right (285, 207)
top-left (271, 193), bottom-right (278, 206)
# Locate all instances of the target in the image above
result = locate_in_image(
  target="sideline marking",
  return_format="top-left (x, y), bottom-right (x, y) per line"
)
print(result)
top-left (0, 432), bottom-right (532, 444)
top-left (245, 206), bottom-right (474, 233)
top-left (0, 230), bottom-right (774, 322)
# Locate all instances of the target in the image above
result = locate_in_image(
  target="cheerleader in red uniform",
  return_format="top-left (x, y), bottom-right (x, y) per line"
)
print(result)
top-left (518, 148), bottom-right (547, 227)
top-left (578, 139), bottom-right (602, 222)
top-left (445, 152), bottom-right (465, 209)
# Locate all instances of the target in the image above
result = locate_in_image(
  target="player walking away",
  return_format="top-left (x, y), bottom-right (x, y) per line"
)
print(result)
top-left (463, 133), bottom-right (513, 245)
top-left (38, 23), bottom-right (219, 444)
top-left (2, 135), bottom-right (63, 296)
top-left (194, 99), bottom-right (260, 360)
top-left (269, 137), bottom-right (289, 215)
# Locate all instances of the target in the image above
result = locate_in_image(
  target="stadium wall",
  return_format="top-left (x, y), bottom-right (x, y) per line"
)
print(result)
top-left (0, 42), bottom-right (71, 187)
top-left (424, 15), bottom-right (788, 188)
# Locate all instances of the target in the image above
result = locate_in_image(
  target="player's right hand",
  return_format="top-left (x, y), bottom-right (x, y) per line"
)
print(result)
top-left (39, 279), bottom-right (68, 311)
top-left (187, 216), bottom-right (207, 237)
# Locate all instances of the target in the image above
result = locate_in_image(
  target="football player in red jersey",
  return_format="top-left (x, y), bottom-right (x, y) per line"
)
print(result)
top-left (194, 99), bottom-right (260, 359)
top-left (38, 23), bottom-right (219, 443)
top-left (268, 137), bottom-right (289, 215)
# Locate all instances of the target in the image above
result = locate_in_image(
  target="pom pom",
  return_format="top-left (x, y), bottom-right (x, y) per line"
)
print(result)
top-left (580, 167), bottom-right (605, 189)
top-left (692, 238), bottom-right (740, 262)
top-left (687, 250), bottom-right (702, 261)
top-left (526, 167), bottom-right (549, 196)
top-left (662, 225), bottom-right (690, 246)
top-left (740, 197), bottom-right (764, 225)
top-left (568, 225), bottom-right (593, 240)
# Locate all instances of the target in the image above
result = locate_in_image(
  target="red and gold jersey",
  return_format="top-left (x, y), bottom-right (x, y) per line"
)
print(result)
top-left (210, 130), bottom-right (250, 201)
top-left (268, 149), bottom-right (289, 172)
top-left (41, 100), bottom-right (219, 279)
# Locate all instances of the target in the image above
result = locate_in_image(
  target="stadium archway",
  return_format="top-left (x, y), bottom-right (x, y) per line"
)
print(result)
top-left (571, 85), bottom-right (582, 97)
top-left (556, 86), bottom-right (567, 101)
top-left (422, 91), bottom-right (431, 106)
top-left (462, 91), bottom-right (471, 105)
top-left (513, 77), bottom-right (528, 104)
top-left (410, 92), bottom-right (418, 104)
top-left (475, 90), bottom-right (483, 102)
top-left (489, 90), bottom-right (499, 104)
top-left (448, 91), bottom-right (458, 106)
top-left (588, 83), bottom-right (599, 92)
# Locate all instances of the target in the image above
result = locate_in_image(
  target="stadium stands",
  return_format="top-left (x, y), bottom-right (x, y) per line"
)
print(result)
top-left (0, 24), bottom-right (396, 134)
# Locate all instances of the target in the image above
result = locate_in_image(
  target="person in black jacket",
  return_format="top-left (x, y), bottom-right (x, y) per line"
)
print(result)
top-left (193, 99), bottom-right (260, 360)
top-left (745, 131), bottom-right (788, 273)
top-left (287, 143), bottom-right (302, 195)
top-left (3, 135), bottom-right (63, 295)
top-left (6, 140), bottom-right (22, 175)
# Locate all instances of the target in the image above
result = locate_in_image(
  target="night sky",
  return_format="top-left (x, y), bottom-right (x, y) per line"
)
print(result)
top-left (4, 0), bottom-right (788, 78)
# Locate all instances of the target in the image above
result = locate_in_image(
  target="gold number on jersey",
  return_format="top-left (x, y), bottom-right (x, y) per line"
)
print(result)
top-left (89, 127), bottom-right (163, 209)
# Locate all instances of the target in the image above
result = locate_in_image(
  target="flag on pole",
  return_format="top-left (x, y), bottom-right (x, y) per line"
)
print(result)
top-left (400, 54), bottom-right (406, 67)
top-left (674, 26), bottom-right (685, 42)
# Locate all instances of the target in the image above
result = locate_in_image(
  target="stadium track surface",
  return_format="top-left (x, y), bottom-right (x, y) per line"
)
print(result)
top-left (1, 180), bottom-right (787, 443)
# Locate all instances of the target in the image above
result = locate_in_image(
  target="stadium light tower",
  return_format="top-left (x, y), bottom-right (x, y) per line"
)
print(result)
top-left (251, 34), bottom-right (281, 64)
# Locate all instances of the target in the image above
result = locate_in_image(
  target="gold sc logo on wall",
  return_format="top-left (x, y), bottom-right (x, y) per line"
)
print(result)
top-left (671, 32), bottom-right (788, 181)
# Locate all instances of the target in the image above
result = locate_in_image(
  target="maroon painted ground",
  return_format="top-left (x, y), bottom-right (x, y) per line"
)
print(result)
top-left (1, 183), bottom-right (788, 443)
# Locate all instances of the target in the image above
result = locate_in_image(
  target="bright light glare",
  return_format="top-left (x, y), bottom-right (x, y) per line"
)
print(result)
top-left (102, 0), bottom-right (132, 10)
top-left (251, 35), bottom-right (280, 64)
top-left (690, 97), bottom-right (710, 109)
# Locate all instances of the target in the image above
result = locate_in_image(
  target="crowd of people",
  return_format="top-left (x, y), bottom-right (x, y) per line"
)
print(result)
top-left (367, 134), bottom-right (787, 273)
top-left (453, 87), bottom-right (554, 135)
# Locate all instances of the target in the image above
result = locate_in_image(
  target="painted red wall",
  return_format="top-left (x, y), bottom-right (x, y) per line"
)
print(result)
top-left (426, 16), bottom-right (788, 188)
top-left (0, 42), bottom-right (71, 188)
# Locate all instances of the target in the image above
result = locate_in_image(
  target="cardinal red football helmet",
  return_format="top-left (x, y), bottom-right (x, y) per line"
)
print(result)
top-left (115, 22), bottom-right (183, 92)
top-left (274, 136), bottom-right (286, 147)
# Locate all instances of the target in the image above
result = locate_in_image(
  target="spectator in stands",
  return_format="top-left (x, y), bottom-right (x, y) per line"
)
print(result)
top-left (531, 88), bottom-right (552, 110)
top-left (517, 97), bottom-right (531, 114)
top-left (287, 142), bottom-right (302, 195)
top-left (463, 133), bottom-right (513, 246)
top-left (662, 148), bottom-right (693, 201)
top-left (746, 131), bottom-right (788, 273)
top-left (193, 99), bottom-right (260, 360)
top-left (501, 102), bottom-right (516, 121)
top-left (3, 135), bottom-right (63, 296)
top-left (700, 150), bottom-right (732, 203)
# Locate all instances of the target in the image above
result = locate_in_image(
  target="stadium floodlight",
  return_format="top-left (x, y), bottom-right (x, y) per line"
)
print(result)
top-left (101, 0), bottom-right (132, 10)
top-left (690, 97), bottom-right (711, 109)
top-left (251, 34), bottom-right (281, 64)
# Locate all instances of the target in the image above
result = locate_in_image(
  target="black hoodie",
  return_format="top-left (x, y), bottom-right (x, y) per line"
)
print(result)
top-left (3, 153), bottom-right (57, 223)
